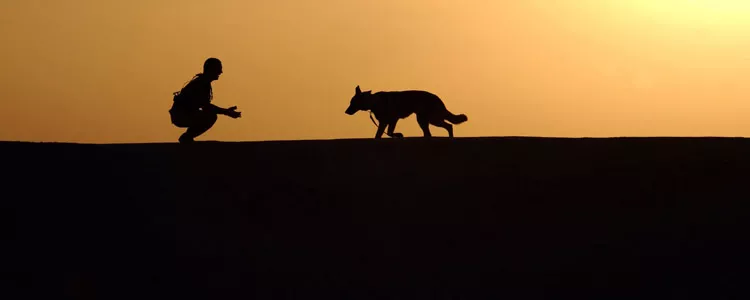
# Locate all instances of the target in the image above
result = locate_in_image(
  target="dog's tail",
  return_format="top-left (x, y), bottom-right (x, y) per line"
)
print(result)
top-left (446, 111), bottom-right (468, 124)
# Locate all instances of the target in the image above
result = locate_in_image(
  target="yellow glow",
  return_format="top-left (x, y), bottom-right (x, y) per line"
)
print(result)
top-left (624, 0), bottom-right (750, 27)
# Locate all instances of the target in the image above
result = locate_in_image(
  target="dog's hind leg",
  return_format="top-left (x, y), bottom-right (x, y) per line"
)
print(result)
top-left (417, 114), bottom-right (432, 137)
top-left (430, 119), bottom-right (454, 138)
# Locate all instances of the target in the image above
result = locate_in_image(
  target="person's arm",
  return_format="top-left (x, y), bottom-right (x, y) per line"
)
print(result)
top-left (203, 103), bottom-right (241, 118)
top-left (203, 103), bottom-right (229, 115)
top-left (195, 81), bottom-right (241, 117)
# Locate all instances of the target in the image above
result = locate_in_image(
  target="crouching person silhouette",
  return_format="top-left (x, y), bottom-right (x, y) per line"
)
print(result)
top-left (169, 58), bottom-right (241, 143)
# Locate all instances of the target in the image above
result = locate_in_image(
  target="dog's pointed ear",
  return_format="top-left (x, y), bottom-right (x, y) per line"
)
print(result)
top-left (355, 85), bottom-right (361, 95)
top-left (364, 91), bottom-right (372, 95)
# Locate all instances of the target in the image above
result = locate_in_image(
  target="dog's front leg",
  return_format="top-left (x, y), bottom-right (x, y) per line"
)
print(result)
top-left (386, 120), bottom-right (403, 138)
top-left (375, 121), bottom-right (387, 139)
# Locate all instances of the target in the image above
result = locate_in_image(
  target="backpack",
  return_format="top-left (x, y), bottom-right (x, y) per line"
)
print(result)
top-left (172, 74), bottom-right (200, 103)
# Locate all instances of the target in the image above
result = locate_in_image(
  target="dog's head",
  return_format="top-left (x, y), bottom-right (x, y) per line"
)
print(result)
top-left (345, 85), bottom-right (372, 115)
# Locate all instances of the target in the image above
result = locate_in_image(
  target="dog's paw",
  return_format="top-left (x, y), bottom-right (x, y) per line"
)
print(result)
top-left (389, 133), bottom-right (404, 138)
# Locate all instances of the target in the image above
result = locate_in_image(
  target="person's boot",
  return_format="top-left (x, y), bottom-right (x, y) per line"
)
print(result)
top-left (178, 133), bottom-right (194, 144)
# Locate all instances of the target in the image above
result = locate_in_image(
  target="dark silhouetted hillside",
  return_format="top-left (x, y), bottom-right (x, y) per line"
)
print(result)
top-left (6, 137), bottom-right (750, 299)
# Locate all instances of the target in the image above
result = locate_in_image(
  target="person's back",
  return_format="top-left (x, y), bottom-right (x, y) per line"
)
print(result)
top-left (171, 75), bottom-right (212, 113)
top-left (169, 58), bottom-right (241, 143)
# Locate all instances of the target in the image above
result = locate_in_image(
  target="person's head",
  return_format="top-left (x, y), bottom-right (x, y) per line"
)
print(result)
top-left (202, 57), bottom-right (223, 81)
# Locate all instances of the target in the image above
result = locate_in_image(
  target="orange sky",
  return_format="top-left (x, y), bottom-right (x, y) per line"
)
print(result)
top-left (2, 0), bottom-right (750, 143)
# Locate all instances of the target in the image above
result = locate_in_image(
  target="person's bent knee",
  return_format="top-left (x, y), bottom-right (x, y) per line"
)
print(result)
top-left (197, 112), bottom-right (218, 129)
top-left (207, 112), bottom-right (218, 124)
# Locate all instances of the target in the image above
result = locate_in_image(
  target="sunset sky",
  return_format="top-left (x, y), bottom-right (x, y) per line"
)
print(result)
top-left (2, 0), bottom-right (750, 143)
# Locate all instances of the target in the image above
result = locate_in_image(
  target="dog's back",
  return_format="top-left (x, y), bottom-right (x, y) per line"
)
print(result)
top-left (373, 90), bottom-right (446, 119)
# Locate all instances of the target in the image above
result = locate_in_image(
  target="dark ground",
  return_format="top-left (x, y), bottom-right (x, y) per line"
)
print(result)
top-left (5, 137), bottom-right (750, 299)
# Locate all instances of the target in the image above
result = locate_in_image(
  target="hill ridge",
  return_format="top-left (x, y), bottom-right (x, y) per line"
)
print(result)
top-left (7, 137), bottom-right (750, 299)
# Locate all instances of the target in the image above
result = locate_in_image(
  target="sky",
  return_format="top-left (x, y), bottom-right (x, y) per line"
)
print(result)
top-left (2, 0), bottom-right (750, 143)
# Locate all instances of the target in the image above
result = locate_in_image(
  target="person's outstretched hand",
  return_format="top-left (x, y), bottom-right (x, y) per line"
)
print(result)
top-left (226, 106), bottom-right (242, 119)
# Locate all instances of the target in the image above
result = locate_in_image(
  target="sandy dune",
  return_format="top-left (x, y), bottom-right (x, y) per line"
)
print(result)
top-left (6, 137), bottom-right (750, 299)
